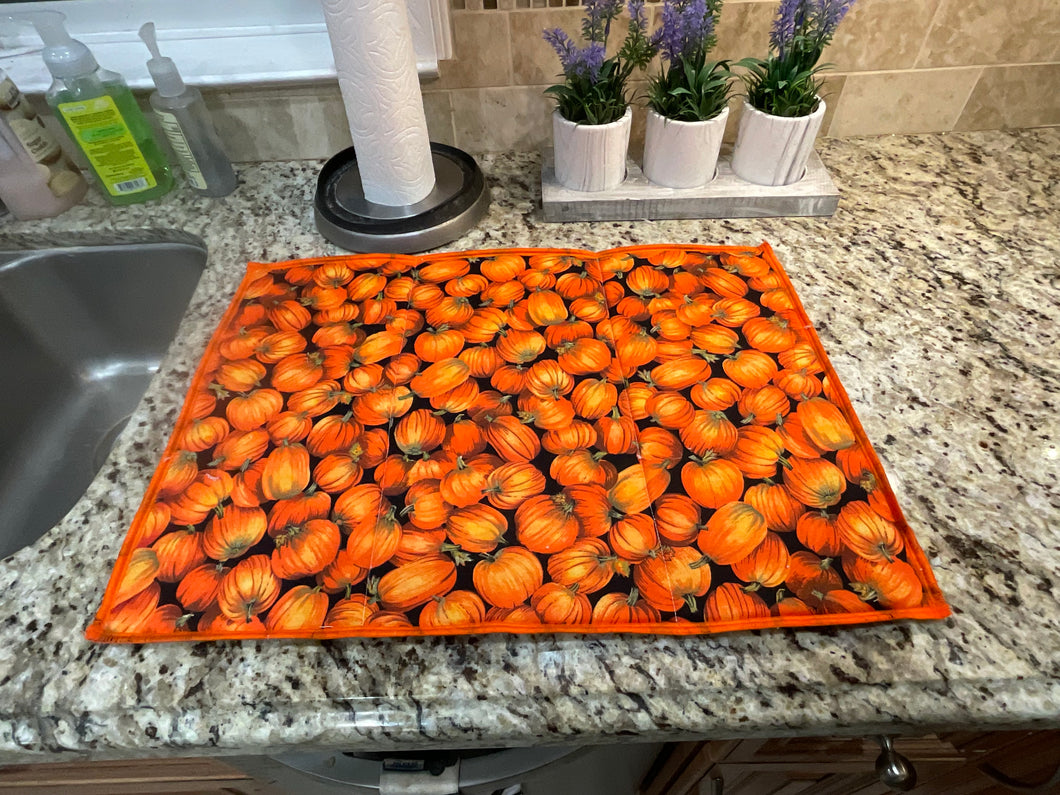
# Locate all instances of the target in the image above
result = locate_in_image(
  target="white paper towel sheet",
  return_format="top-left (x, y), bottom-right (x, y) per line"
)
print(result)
top-left (323, 0), bottom-right (437, 206)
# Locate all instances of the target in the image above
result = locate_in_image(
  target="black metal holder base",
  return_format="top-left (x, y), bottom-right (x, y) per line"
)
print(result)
top-left (314, 143), bottom-right (490, 254)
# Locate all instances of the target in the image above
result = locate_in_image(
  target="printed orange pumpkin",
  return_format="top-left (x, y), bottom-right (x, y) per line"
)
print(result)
top-left (152, 527), bottom-right (207, 582)
top-left (376, 556), bottom-right (458, 612)
top-left (730, 532), bottom-right (791, 588)
top-left (608, 513), bottom-right (660, 563)
top-left (796, 397), bottom-right (855, 452)
top-left (325, 594), bottom-right (378, 628)
top-left (696, 501), bottom-right (767, 565)
top-left (272, 519), bottom-right (342, 579)
top-left (515, 493), bottom-right (579, 554)
top-left (261, 442), bottom-right (311, 502)
top-left (531, 582), bottom-right (591, 625)
top-left (704, 582), bottom-right (770, 622)
top-left (843, 554), bottom-right (923, 609)
top-left (591, 590), bottom-right (661, 625)
top-left (345, 509), bottom-right (402, 569)
top-left (203, 505), bottom-right (267, 561)
top-left (634, 546), bottom-right (711, 613)
top-left (681, 455), bottom-right (744, 509)
top-left (419, 590), bottom-right (486, 628)
top-left (217, 555), bottom-right (281, 622)
top-left (264, 585), bottom-right (328, 632)
top-left (837, 501), bottom-right (905, 563)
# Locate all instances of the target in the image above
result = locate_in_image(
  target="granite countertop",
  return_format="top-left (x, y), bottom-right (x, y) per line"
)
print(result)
top-left (0, 129), bottom-right (1057, 761)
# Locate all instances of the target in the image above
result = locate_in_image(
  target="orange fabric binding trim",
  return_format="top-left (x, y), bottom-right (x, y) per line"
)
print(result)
top-left (87, 244), bottom-right (949, 643)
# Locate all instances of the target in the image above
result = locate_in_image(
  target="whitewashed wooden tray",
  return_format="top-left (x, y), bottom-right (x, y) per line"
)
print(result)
top-left (541, 147), bottom-right (839, 222)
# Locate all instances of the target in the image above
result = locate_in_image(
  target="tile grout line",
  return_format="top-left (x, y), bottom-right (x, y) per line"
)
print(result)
top-left (949, 66), bottom-right (986, 132)
top-left (912, 0), bottom-right (948, 69)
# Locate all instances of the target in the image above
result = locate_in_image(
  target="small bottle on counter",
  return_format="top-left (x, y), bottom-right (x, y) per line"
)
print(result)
top-left (139, 23), bottom-right (237, 198)
top-left (0, 66), bottom-right (87, 220)
top-left (20, 10), bottom-right (174, 206)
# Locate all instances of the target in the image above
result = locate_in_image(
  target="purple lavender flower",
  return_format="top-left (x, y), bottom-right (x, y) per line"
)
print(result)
top-left (544, 27), bottom-right (577, 69)
top-left (571, 41), bottom-right (607, 81)
top-left (582, 0), bottom-right (624, 42)
top-left (770, 0), bottom-right (857, 57)
top-left (769, 0), bottom-right (800, 55)
top-left (628, 0), bottom-right (648, 33)
top-left (819, 0), bottom-right (856, 34)
top-left (654, 0), bottom-right (716, 64)
top-left (543, 27), bottom-right (606, 81)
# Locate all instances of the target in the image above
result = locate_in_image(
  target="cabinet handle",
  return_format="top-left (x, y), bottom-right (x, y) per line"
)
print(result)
top-left (875, 736), bottom-right (917, 792)
top-left (709, 776), bottom-right (723, 795)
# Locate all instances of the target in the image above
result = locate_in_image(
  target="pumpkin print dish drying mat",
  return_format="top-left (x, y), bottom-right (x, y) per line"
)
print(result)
top-left (87, 244), bottom-right (949, 643)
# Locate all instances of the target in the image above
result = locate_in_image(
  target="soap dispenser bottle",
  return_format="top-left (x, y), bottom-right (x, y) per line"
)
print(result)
top-left (139, 23), bottom-right (237, 197)
top-left (22, 10), bottom-right (173, 205)
top-left (0, 66), bottom-right (87, 220)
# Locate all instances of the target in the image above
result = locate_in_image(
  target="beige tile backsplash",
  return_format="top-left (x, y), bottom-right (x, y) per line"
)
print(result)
top-left (206, 0), bottom-right (1059, 161)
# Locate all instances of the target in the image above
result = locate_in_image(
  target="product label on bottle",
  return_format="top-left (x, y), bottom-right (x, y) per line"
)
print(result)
top-left (155, 110), bottom-right (207, 190)
top-left (9, 117), bottom-right (62, 164)
top-left (0, 78), bottom-right (19, 111)
top-left (57, 96), bottom-right (157, 197)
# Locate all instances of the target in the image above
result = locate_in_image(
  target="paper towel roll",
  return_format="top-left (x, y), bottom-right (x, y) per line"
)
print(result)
top-left (323, 0), bottom-right (437, 207)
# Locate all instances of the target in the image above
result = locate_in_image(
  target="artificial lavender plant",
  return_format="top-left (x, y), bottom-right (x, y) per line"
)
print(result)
top-left (543, 0), bottom-right (654, 125)
top-left (647, 0), bottom-right (731, 122)
top-left (739, 0), bottom-right (856, 117)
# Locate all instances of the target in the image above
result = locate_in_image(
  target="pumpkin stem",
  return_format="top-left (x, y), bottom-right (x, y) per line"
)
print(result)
top-left (777, 454), bottom-right (792, 470)
top-left (344, 584), bottom-right (352, 599)
top-left (775, 588), bottom-right (788, 603)
top-left (743, 582), bottom-right (761, 593)
top-left (627, 589), bottom-right (640, 607)
top-left (683, 594), bottom-right (698, 613)
top-left (851, 582), bottom-right (877, 602)
top-left (689, 555), bottom-right (712, 570)
top-left (879, 545), bottom-right (895, 563)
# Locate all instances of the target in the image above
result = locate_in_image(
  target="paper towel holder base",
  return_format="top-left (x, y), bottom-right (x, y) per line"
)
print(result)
top-left (314, 143), bottom-right (490, 254)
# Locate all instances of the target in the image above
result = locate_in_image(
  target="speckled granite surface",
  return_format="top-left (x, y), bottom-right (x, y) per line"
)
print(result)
top-left (0, 129), bottom-right (1057, 761)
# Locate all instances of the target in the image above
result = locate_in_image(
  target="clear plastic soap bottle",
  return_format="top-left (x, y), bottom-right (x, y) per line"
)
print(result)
top-left (23, 11), bottom-right (173, 205)
top-left (139, 23), bottom-right (237, 197)
top-left (0, 66), bottom-right (87, 219)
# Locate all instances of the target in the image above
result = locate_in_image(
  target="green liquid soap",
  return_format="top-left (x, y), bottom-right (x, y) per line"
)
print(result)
top-left (50, 79), bottom-right (173, 206)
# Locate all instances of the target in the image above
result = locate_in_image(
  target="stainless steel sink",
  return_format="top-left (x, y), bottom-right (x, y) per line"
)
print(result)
top-left (0, 233), bottom-right (207, 559)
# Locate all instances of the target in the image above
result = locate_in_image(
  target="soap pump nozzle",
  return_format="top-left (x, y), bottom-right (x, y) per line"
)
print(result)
top-left (17, 11), bottom-right (98, 79)
top-left (138, 22), bottom-right (186, 98)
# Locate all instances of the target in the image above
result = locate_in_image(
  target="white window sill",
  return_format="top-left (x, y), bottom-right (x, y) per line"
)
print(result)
top-left (0, 0), bottom-right (448, 94)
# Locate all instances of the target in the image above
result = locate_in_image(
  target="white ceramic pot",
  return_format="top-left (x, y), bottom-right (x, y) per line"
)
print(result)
top-left (731, 99), bottom-right (826, 186)
top-left (643, 107), bottom-right (729, 189)
top-left (552, 107), bottom-right (632, 192)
